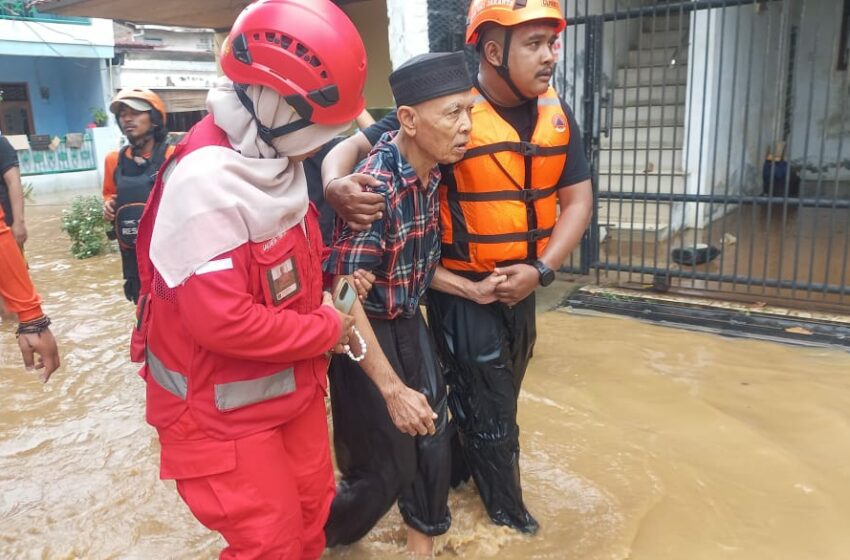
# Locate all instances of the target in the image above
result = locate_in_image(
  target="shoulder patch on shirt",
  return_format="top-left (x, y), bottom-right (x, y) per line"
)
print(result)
top-left (267, 256), bottom-right (301, 305)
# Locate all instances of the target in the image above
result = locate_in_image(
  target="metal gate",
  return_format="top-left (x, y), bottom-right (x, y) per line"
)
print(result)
top-left (558, 0), bottom-right (850, 311)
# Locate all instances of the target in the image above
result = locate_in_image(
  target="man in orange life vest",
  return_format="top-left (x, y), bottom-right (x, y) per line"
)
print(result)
top-left (132, 1), bottom-right (435, 557)
top-left (321, 0), bottom-right (592, 534)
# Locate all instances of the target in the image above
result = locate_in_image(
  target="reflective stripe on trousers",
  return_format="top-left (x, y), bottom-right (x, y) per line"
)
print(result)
top-left (146, 348), bottom-right (296, 411)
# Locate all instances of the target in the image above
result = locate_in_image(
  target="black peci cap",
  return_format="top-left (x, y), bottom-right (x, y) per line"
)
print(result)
top-left (389, 51), bottom-right (473, 107)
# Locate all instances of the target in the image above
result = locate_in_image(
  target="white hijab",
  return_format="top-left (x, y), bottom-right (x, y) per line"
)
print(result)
top-left (149, 78), bottom-right (349, 287)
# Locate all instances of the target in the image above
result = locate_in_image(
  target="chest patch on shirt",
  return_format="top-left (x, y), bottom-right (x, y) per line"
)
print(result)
top-left (266, 256), bottom-right (301, 305)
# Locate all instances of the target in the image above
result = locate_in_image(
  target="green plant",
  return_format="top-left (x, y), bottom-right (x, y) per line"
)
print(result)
top-left (61, 195), bottom-right (106, 259)
top-left (90, 106), bottom-right (108, 127)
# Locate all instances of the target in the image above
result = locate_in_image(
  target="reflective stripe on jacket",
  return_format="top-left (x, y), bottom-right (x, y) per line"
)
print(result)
top-left (439, 86), bottom-right (569, 273)
top-left (133, 115), bottom-right (341, 440)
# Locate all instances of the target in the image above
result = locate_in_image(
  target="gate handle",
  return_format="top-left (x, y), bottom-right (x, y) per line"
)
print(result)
top-left (600, 91), bottom-right (613, 138)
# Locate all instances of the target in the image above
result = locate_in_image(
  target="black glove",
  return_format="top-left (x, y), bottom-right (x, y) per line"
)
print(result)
top-left (124, 277), bottom-right (140, 304)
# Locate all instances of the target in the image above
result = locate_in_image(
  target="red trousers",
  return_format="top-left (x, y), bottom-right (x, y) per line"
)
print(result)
top-left (157, 390), bottom-right (335, 559)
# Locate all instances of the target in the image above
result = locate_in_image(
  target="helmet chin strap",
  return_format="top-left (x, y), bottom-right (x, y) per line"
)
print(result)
top-left (495, 29), bottom-right (530, 103)
top-left (234, 84), bottom-right (312, 158)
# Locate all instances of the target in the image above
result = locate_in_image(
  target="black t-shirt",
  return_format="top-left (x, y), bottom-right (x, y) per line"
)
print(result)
top-left (0, 136), bottom-right (20, 226)
top-left (304, 136), bottom-right (346, 246)
top-left (362, 90), bottom-right (591, 188)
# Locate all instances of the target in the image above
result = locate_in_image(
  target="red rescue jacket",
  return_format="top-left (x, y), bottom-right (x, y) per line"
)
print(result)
top-left (132, 115), bottom-right (341, 440)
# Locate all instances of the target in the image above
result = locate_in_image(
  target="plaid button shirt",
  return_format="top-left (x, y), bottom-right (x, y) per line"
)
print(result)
top-left (324, 131), bottom-right (441, 320)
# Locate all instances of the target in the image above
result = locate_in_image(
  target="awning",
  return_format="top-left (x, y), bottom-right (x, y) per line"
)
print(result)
top-left (35, 0), bottom-right (366, 29)
top-left (154, 89), bottom-right (208, 113)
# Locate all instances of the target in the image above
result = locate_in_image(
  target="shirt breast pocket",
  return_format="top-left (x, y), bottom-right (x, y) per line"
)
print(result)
top-left (251, 235), bottom-right (307, 312)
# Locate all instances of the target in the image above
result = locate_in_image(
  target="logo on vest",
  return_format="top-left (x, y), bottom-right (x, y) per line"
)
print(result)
top-left (552, 113), bottom-right (568, 133)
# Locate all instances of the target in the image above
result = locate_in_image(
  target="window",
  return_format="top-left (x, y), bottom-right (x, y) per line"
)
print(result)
top-left (0, 83), bottom-right (35, 136)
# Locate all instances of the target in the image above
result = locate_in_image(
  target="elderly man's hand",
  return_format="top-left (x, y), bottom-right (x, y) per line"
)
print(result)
top-left (352, 269), bottom-right (376, 301)
top-left (493, 264), bottom-right (540, 307)
top-left (325, 174), bottom-right (385, 232)
top-left (468, 272), bottom-right (507, 305)
top-left (382, 383), bottom-right (437, 437)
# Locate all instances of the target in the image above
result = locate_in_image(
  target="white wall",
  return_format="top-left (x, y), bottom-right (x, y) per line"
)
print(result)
top-left (386, 0), bottom-right (430, 70)
top-left (135, 27), bottom-right (215, 53)
top-left (787, 0), bottom-right (850, 184)
top-left (114, 55), bottom-right (218, 91)
top-left (683, 1), bottom-right (787, 229)
top-left (0, 17), bottom-right (113, 58)
top-left (681, 0), bottom-right (849, 231)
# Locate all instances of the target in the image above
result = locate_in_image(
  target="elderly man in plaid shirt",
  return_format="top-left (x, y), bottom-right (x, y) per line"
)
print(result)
top-left (323, 52), bottom-right (478, 555)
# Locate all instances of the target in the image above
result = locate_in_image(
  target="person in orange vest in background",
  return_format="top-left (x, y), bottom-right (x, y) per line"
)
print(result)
top-left (0, 203), bottom-right (60, 381)
top-left (322, 0), bottom-right (593, 535)
top-left (132, 1), bottom-right (435, 557)
top-left (0, 133), bottom-right (28, 249)
top-left (101, 88), bottom-right (174, 304)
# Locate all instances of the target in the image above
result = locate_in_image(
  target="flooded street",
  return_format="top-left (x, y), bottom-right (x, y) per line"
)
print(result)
top-left (3, 201), bottom-right (850, 559)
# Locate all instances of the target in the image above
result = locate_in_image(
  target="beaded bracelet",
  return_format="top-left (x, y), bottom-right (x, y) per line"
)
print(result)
top-left (343, 326), bottom-right (367, 362)
top-left (16, 315), bottom-right (52, 336)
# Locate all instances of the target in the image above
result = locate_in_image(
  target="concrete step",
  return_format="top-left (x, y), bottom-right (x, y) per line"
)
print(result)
top-left (602, 125), bottom-right (685, 149)
top-left (627, 46), bottom-right (687, 67)
top-left (615, 65), bottom-right (688, 87)
top-left (605, 104), bottom-right (686, 127)
top-left (598, 200), bottom-right (673, 235)
top-left (597, 171), bottom-right (687, 194)
top-left (599, 147), bottom-right (683, 172)
top-left (642, 14), bottom-right (689, 33)
top-left (612, 84), bottom-right (686, 106)
top-left (636, 29), bottom-right (689, 49)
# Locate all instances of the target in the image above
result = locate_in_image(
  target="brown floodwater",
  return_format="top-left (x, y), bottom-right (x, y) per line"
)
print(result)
top-left (2, 201), bottom-right (850, 559)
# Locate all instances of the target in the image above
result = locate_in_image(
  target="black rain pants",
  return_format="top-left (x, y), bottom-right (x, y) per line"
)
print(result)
top-left (426, 289), bottom-right (539, 534)
top-left (324, 309), bottom-right (451, 546)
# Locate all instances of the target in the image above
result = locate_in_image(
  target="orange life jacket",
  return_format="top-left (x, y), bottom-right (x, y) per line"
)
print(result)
top-left (439, 86), bottom-right (570, 273)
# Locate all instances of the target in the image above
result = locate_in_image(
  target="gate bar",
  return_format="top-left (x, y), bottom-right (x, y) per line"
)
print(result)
top-left (566, 0), bottom-right (781, 26)
top-left (592, 262), bottom-right (850, 296)
top-left (597, 192), bottom-right (850, 209)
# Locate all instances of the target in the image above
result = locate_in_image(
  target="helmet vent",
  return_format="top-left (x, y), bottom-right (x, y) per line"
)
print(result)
top-left (265, 32), bottom-right (276, 42)
top-left (295, 43), bottom-right (308, 57)
top-left (310, 56), bottom-right (321, 68)
top-left (281, 35), bottom-right (292, 49)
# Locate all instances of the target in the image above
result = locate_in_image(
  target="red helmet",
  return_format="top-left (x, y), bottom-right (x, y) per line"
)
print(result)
top-left (220, 0), bottom-right (367, 126)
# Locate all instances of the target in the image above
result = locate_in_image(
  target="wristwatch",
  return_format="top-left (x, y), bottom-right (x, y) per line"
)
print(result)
top-left (532, 260), bottom-right (555, 287)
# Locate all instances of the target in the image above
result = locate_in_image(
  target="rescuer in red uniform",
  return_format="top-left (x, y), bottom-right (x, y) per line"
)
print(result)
top-left (130, 1), bottom-right (435, 558)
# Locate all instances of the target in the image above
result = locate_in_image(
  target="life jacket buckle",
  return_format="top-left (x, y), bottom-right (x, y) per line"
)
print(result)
top-left (518, 141), bottom-right (539, 156)
top-left (519, 189), bottom-right (541, 202)
top-left (527, 228), bottom-right (548, 242)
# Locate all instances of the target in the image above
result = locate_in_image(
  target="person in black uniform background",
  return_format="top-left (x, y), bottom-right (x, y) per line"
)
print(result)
top-left (101, 88), bottom-right (172, 304)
